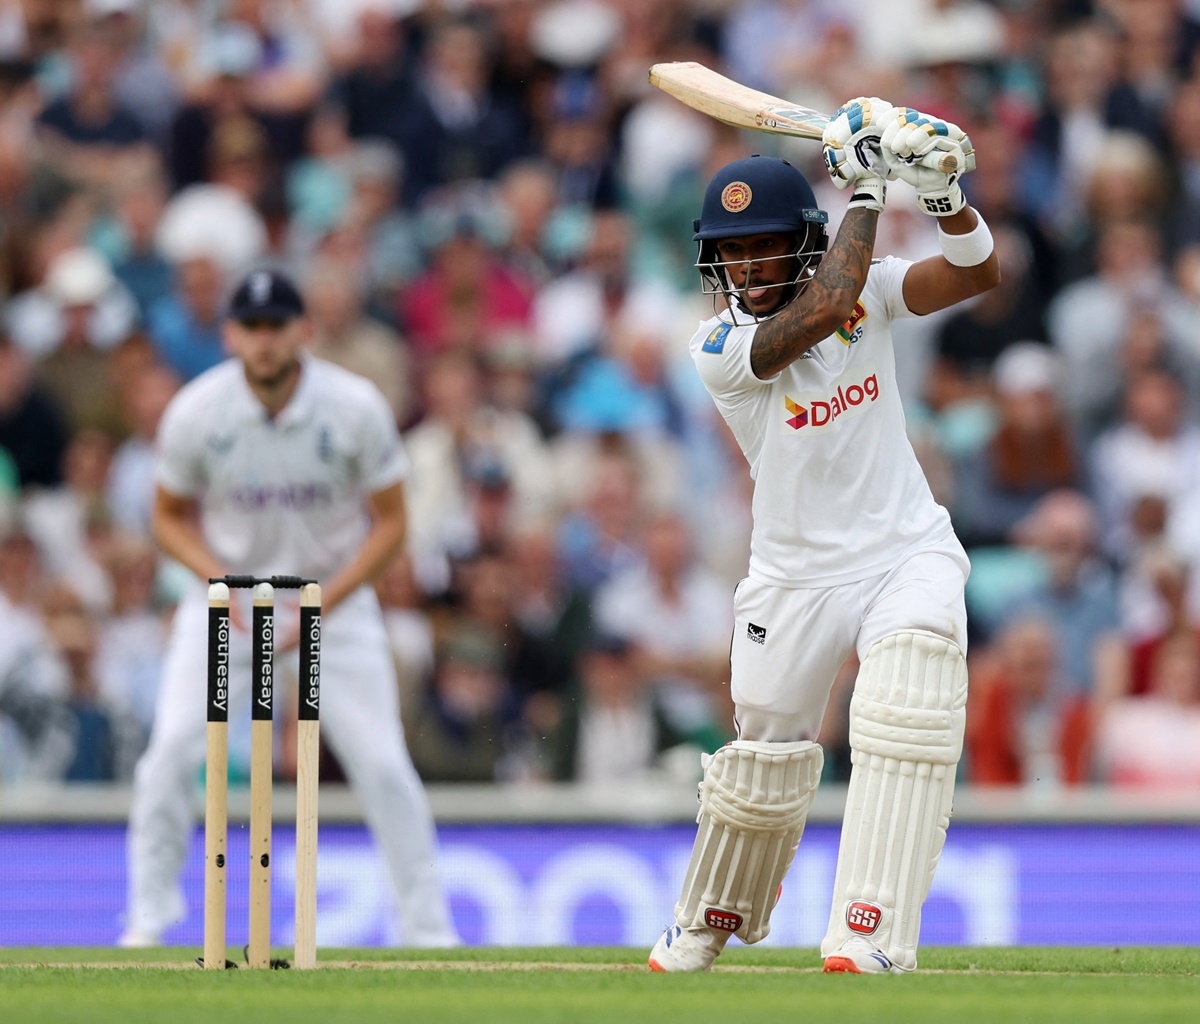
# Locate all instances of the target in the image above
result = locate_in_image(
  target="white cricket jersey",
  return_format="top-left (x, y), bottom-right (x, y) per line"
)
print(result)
top-left (690, 255), bottom-right (963, 588)
top-left (155, 354), bottom-right (409, 578)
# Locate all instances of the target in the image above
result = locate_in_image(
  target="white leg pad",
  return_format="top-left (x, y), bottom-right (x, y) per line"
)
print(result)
top-left (675, 739), bottom-right (823, 944)
top-left (821, 630), bottom-right (968, 972)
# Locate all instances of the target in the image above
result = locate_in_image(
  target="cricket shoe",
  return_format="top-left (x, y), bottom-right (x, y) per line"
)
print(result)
top-left (822, 936), bottom-right (902, 974)
top-left (647, 925), bottom-right (728, 973)
top-left (116, 929), bottom-right (161, 949)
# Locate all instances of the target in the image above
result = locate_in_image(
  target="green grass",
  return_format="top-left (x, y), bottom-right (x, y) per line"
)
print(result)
top-left (0, 947), bottom-right (1196, 1024)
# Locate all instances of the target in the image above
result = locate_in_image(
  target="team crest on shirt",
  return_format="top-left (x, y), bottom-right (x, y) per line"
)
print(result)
top-left (785, 371), bottom-right (880, 431)
top-left (835, 301), bottom-right (867, 345)
top-left (208, 433), bottom-right (235, 455)
top-left (701, 323), bottom-right (732, 353)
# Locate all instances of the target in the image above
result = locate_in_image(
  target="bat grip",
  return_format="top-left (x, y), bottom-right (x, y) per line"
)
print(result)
top-left (918, 151), bottom-right (959, 174)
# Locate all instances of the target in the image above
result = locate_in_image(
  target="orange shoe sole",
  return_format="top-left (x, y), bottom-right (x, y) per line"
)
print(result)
top-left (822, 956), bottom-right (863, 974)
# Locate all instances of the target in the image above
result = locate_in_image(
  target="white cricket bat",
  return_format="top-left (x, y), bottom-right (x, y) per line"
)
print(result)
top-left (648, 61), bottom-right (960, 175)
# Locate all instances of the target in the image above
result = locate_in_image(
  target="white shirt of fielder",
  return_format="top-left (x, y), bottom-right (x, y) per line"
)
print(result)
top-left (155, 353), bottom-right (408, 579)
top-left (690, 255), bottom-right (965, 588)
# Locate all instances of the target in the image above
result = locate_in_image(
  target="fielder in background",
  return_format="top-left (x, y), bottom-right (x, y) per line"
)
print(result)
top-left (648, 98), bottom-right (999, 975)
top-left (120, 268), bottom-right (459, 949)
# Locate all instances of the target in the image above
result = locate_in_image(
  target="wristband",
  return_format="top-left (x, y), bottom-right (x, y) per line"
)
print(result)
top-left (937, 215), bottom-right (994, 267)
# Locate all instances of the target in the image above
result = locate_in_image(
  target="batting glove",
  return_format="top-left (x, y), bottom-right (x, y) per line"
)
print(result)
top-left (821, 96), bottom-right (897, 190)
top-left (846, 175), bottom-right (887, 214)
top-left (881, 108), bottom-right (976, 217)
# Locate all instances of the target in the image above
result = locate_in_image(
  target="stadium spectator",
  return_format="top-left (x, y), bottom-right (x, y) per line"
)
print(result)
top-left (40, 580), bottom-right (145, 782)
top-left (337, 138), bottom-right (422, 301)
top-left (325, 2), bottom-right (417, 140)
top-left (304, 253), bottom-right (416, 425)
top-left (555, 445), bottom-right (643, 594)
top-left (202, 112), bottom-right (273, 212)
top-left (950, 342), bottom-right (1081, 548)
top-left (1048, 217), bottom-right (1198, 441)
top-left (1095, 629), bottom-right (1200, 788)
top-left (494, 157), bottom-right (570, 287)
top-left (212, 0), bottom-right (327, 116)
top-left (35, 13), bottom-right (152, 194)
top-left (593, 510), bottom-right (734, 752)
top-left (398, 187), bottom-right (536, 359)
top-left (719, 0), bottom-right (843, 97)
top-left (142, 251), bottom-right (227, 381)
top-left (4, 245), bottom-right (140, 435)
top-left (1090, 365), bottom-right (1200, 564)
top-left (507, 520), bottom-right (592, 722)
top-left (22, 427), bottom-right (117, 612)
top-left (1018, 21), bottom-right (1153, 242)
top-left (102, 156), bottom-right (174, 315)
top-left (166, 20), bottom-right (310, 191)
top-left (1051, 131), bottom-right (1173, 289)
top-left (561, 631), bottom-right (672, 784)
top-left (406, 621), bottom-right (517, 783)
top-left (93, 530), bottom-right (166, 738)
top-left (532, 208), bottom-right (682, 370)
top-left (376, 551), bottom-right (435, 713)
top-left (105, 361), bottom-right (179, 536)
top-left (392, 18), bottom-right (530, 207)
top-left (0, 332), bottom-right (69, 488)
top-left (0, 527), bottom-right (73, 781)
top-left (537, 71), bottom-right (621, 211)
top-left (1162, 75), bottom-right (1200, 250)
top-left (927, 227), bottom-right (1050, 416)
top-left (966, 616), bottom-right (1092, 787)
top-left (1117, 544), bottom-right (1199, 690)
top-left (93, 0), bottom-right (181, 147)
top-left (1005, 490), bottom-right (1126, 701)
top-left (403, 350), bottom-right (555, 586)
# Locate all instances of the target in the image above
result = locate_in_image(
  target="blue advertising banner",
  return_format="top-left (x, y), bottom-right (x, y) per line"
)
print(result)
top-left (1, 823), bottom-right (1197, 947)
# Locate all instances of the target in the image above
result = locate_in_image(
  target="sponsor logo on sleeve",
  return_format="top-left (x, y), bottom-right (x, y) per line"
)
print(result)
top-left (836, 301), bottom-right (867, 345)
top-left (702, 323), bottom-right (732, 354)
top-left (784, 372), bottom-right (880, 431)
top-left (747, 623), bottom-right (767, 644)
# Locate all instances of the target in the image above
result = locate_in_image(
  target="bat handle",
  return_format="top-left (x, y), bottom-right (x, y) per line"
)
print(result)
top-left (907, 150), bottom-right (961, 175)
top-left (885, 149), bottom-right (961, 175)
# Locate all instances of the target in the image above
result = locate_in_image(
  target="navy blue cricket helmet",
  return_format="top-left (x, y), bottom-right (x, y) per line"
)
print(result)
top-left (693, 155), bottom-right (829, 317)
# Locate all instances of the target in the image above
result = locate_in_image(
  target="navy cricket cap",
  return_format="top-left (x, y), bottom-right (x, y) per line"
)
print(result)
top-left (227, 268), bottom-right (305, 323)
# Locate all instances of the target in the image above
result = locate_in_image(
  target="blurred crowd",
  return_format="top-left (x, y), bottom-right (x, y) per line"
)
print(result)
top-left (2, 0), bottom-right (1200, 792)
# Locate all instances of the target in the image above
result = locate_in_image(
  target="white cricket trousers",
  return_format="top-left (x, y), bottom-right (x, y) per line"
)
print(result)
top-left (730, 549), bottom-right (970, 741)
top-left (124, 584), bottom-right (458, 946)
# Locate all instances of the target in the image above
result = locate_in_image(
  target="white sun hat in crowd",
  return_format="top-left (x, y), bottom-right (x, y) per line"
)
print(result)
top-left (155, 184), bottom-right (268, 274)
top-left (992, 341), bottom-right (1061, 397)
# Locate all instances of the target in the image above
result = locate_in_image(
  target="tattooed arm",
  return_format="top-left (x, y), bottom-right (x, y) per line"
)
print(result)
top-left (750, 209), bottom-right (878, 380)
